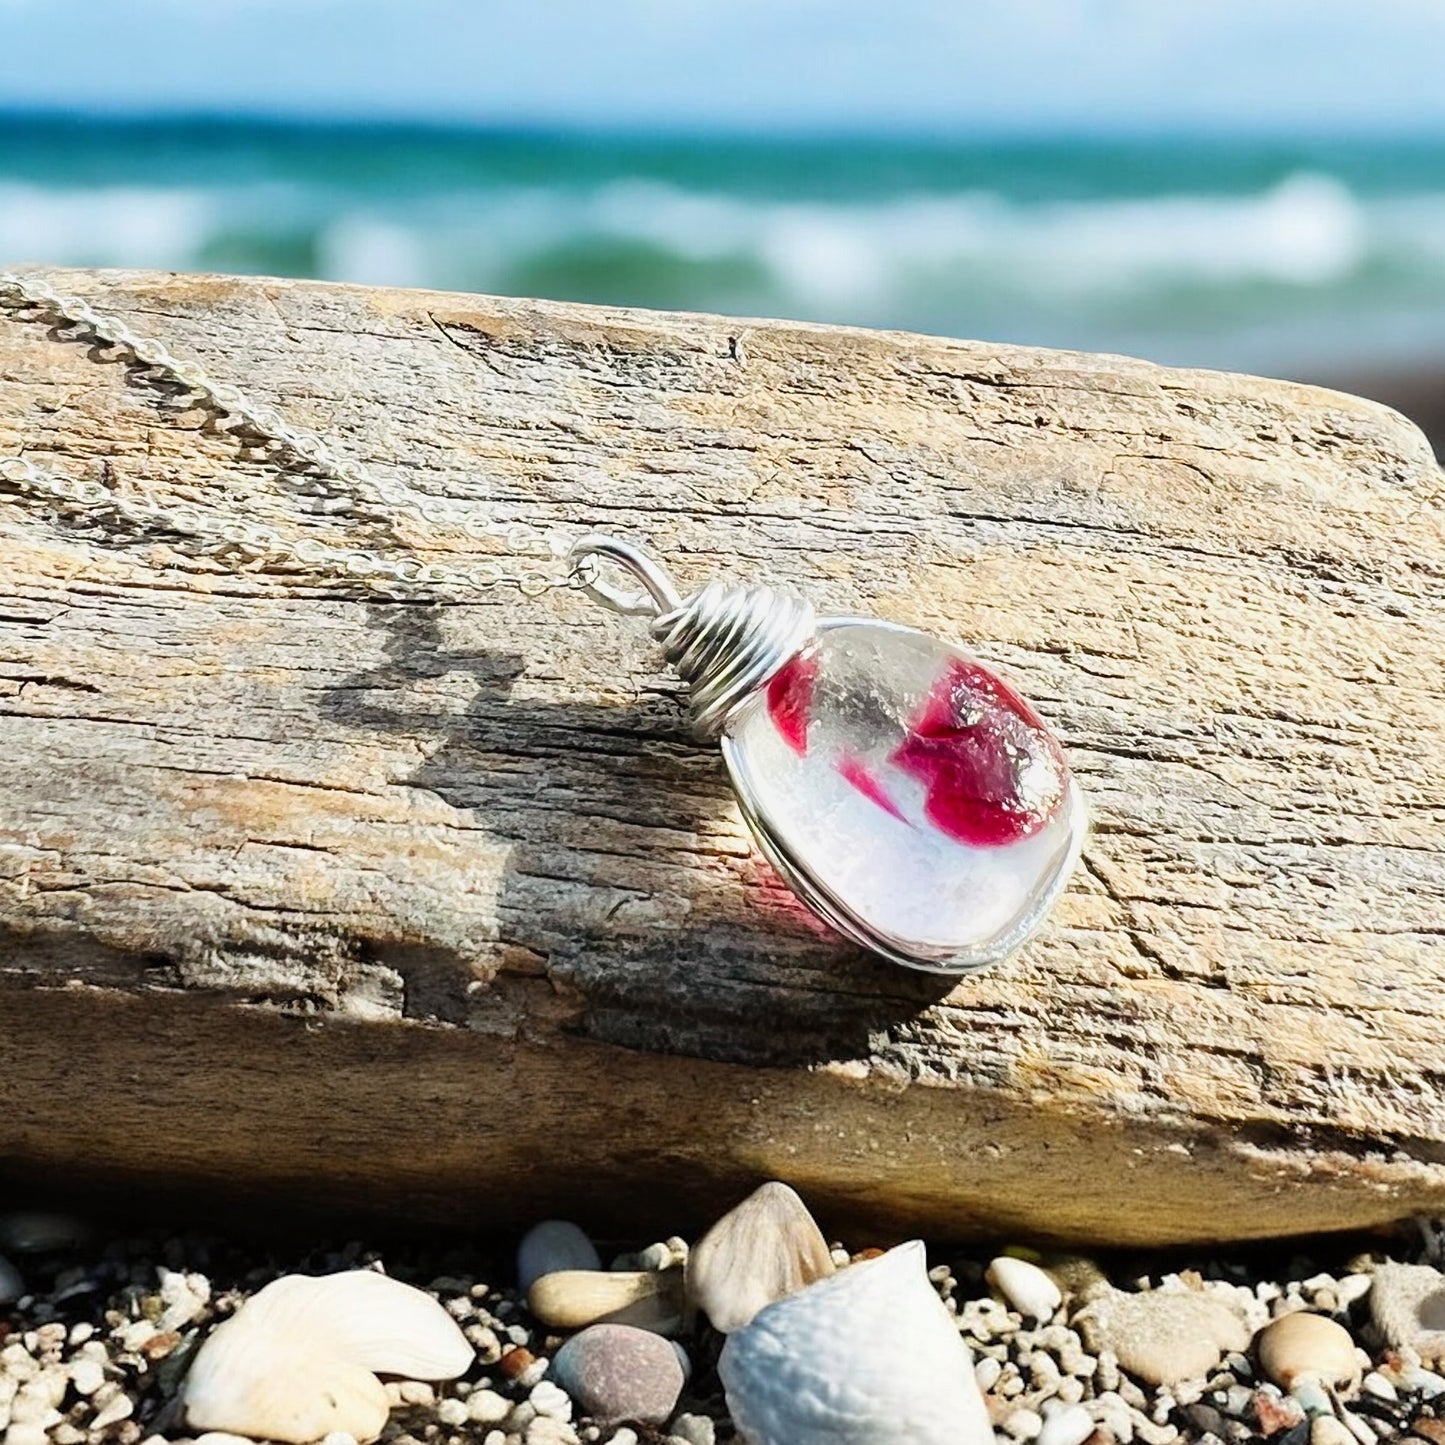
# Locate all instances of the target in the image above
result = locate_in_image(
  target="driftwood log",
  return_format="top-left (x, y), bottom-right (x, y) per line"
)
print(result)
top-left (0, 269), bottom-right (1442, 1247)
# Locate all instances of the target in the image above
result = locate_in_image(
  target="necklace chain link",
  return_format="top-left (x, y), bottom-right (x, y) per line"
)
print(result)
top-left (0, 270), bottom-right (590, 598)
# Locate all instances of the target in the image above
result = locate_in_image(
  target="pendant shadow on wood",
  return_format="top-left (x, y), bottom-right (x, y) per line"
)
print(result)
top-left (316, 603), bottom-right (956, 1070)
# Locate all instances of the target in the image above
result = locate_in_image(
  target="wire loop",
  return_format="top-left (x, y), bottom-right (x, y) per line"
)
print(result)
top-left (566, 533), bottom-right (683, 618)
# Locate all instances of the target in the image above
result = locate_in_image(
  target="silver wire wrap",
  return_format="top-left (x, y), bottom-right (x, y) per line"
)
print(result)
top-left (653, 579), bottom-right (816, 739)
top-left (565, 534), bottom-right (817, 739)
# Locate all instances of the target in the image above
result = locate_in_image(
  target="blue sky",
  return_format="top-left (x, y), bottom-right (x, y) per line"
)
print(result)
top-left (2, 0), bottom-right (1444, 133)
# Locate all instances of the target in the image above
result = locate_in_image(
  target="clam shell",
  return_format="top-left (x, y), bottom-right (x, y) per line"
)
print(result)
top-left (718, 1241), bottom-right (992, 1445)
top-left (181, 1271), bottom-right (472, 1444)
top-left (685, 1182), bottom-right (834, 1333)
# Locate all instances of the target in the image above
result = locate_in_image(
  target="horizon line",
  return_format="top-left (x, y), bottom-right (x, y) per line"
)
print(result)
top-left (3, 106), bottom-right (1445, 147)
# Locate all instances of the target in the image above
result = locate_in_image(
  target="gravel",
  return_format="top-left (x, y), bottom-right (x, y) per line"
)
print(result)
top-left (1, 1209), bottom-right (1444, 1444)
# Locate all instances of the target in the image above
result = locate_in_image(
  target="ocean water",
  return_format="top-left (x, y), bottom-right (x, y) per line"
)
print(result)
top-left (2, 116), bottom-right (1445, 379)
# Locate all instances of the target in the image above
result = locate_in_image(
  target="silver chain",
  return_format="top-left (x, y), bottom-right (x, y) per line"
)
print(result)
top-left (0, 270), bottom-right (589, 598)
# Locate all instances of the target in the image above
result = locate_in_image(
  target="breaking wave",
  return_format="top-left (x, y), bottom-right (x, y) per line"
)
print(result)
top-left (4, 135), bottom-right (1445, 373)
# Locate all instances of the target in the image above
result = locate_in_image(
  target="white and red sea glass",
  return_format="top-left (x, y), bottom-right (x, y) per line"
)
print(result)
top-left (721, 620), bottom-right (1084, 972)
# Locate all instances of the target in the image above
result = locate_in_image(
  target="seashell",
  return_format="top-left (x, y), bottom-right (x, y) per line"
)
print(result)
top-left (685, 1182), bottom-right (834, 1333)
top-left (718, 1241), bottom-right (992, 1445)
top-left (181, 1270), bottom-right (472, 1444)
top-left (518, 1220), bottom-right (602, 1293)
top-left (528, 1266), bottom-right (685, 1335)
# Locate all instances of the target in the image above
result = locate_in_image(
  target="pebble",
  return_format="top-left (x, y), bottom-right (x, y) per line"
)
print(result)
top-left (1360, 1370), bottom-right (1397, 1401)
top-left (1038, 1404), bottom-right (1097, 1445)
top-left (528, 1268), bottom-right (685, 1335)
top-left (989, 1256), bottom-right (1064, 1323)
top-left (0, 1257), bottom-right (22, 1306)
top-left (530, 1381), bottom-right (572, 1422)
top-left (524, 1419), bottom-right (577, 1445)
top-left (1340, 1410), bottom-right (1377, 1445)
top-left (976, 1356), bottom-right (1004, 1392)
top-left (517, 1222), bottom-right (601, 1294)
top-left (1292, 1379), bottom-right (1335, 1417)
top-left (435, 1398), bottom-right (468, 1427)
top-left (1075, 1288), bottom-right (1249, 1387)
top-left (4, 1208), bottom-right (1445, 1445)
top-left (1004, 1406), bottom-right (1046, 1439)
top-left (550, 1324), bottom-right (685, 1427)
top-left (1337, 1275), bottom-right (1374, 1307)
top-left (0, 1213), bottom-right (87, 1255)
top-left (669, 1415), bottom-right (716, 1445)
top-left (69, 1358), bottom-right (105, 1396)
top-left (1371, 1264), bottom-right (1445, 1361)
top-left (1257, 1312), bottom-right (1362, 1392)
top-left (91, 1392), bottom-right (134, 1429)
top-left (1185, 1403), bottom-right (1224, 1436)
top-left (467, 1390), bottom-right (511, 1424)
top-left (669, 1340), bottom-right (692, 1384)
top-left (1310, 1419), bottom-right (1356, 1445)
top-left (1253, 1387), bottom-right (1305, 1435)
top-left (156, 1267), bottom-right (210, 1332)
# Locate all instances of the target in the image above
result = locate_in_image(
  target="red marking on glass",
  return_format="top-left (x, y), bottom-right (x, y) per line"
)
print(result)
top-left (891, 658), bottom-right (1066, 848)
top-left (836, 753), bottom-right (910, 825)
top-left (766, 649), bottom-right (819, 755)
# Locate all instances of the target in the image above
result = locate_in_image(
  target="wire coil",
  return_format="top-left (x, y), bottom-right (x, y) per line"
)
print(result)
top-left (652, 579), bottom-right (816, 738)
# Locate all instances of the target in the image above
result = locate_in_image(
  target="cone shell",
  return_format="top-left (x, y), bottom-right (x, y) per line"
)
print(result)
top-left (718, 1242), bottom-right (992, 1445)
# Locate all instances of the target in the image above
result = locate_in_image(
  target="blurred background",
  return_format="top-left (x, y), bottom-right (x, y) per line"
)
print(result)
top-left (2, 0), bottom-right (1442, 455)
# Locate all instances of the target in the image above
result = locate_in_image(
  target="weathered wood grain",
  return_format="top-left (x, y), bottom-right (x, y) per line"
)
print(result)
top-left (0, 268), bottom-right (1442, 1246)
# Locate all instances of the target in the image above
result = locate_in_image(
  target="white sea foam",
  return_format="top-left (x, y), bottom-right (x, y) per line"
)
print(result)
top-left (4, 170), bottom-right (1444, 370)
top-left (0, 182), bottom-right (214, 270)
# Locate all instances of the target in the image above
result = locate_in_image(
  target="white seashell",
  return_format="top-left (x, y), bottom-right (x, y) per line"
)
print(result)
top-left (528, 1267), bottom-right (685, 1335)
top-left (181, 1271), bottom-right (472, 1444)
top-left (300, 1271), bottom-right (474, 1378)
top-left (686, 1182), bottom-right (834, 1333)
top-left (986, 1256), bottom-right (1063, 1323)
top-left (718, 1241), bottom-right (992, 1445)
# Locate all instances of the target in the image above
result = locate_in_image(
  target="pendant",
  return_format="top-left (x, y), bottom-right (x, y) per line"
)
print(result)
top-left (568, 536), bottom-right (1085, 974)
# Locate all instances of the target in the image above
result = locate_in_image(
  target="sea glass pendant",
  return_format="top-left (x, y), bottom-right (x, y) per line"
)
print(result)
top-left (568, 536), bottom-right (1085, 974)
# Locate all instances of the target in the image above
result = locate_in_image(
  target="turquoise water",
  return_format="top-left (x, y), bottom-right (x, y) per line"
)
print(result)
top-left (3, 116), bottom-right (1445, 375)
